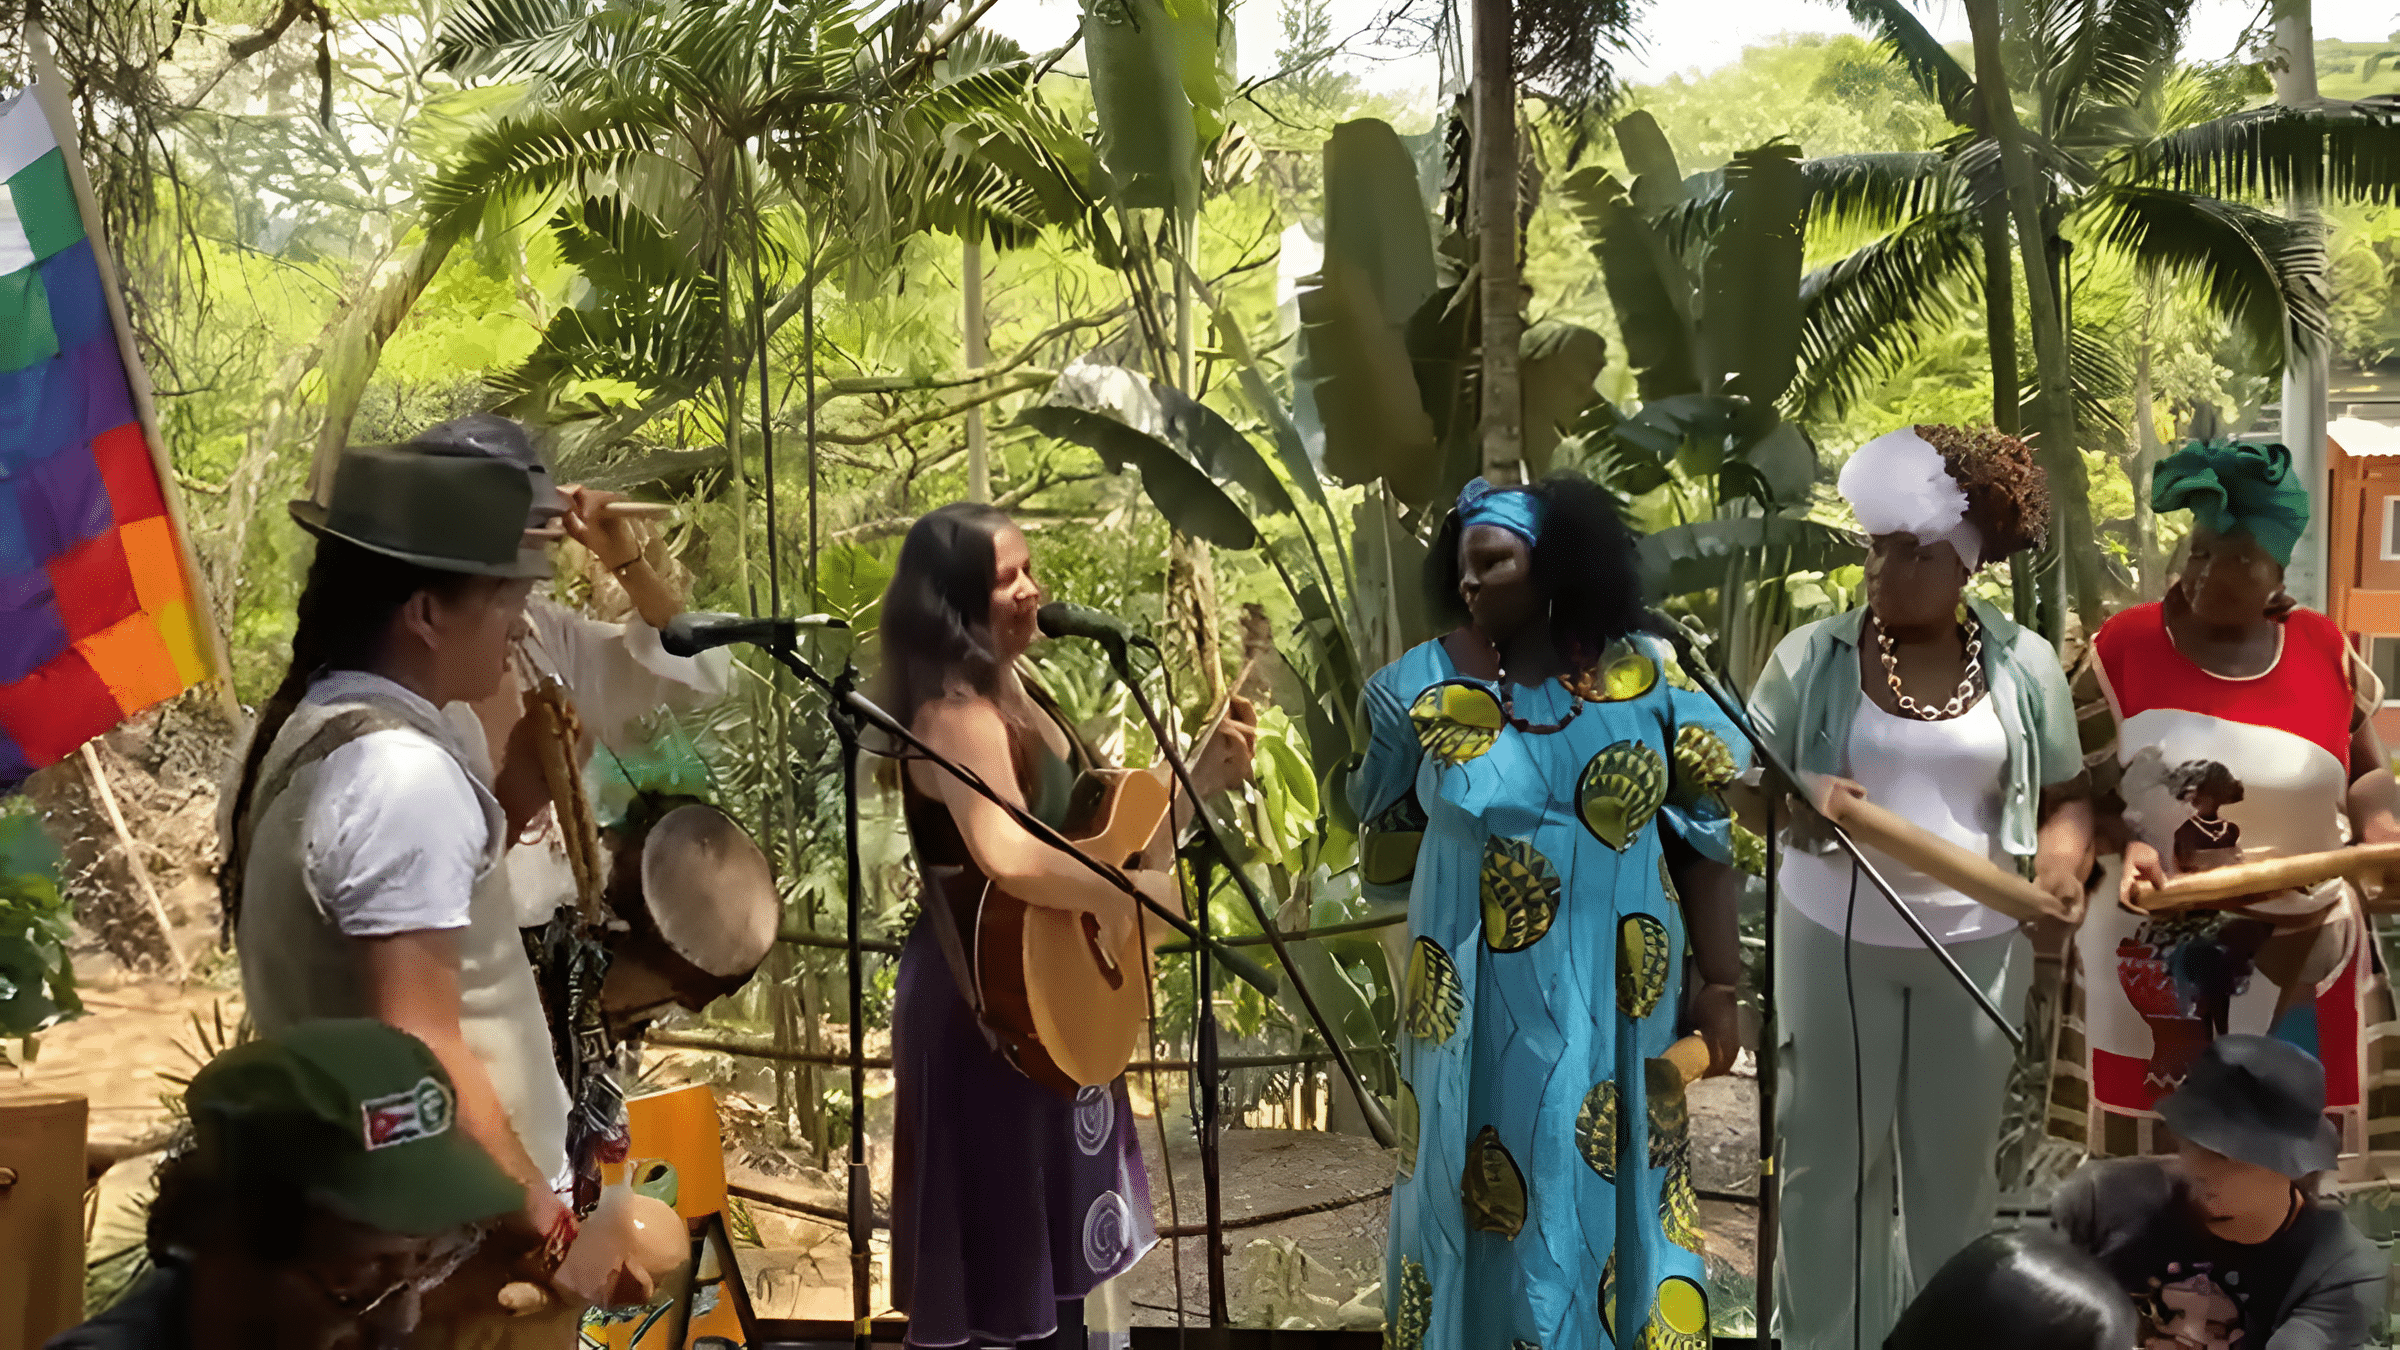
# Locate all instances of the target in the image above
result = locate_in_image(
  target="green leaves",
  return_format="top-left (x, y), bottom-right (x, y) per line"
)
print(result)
top-left (2085, 184), bottom-right (2327, 368)
top-left (1322, 120), bottom-right (1439, 330)
top-left (0, 855), bottom-right (78, 1052)
top-left (1520, 321), bottom-right (1607, 478)
top-left (1080, 0), bottom-right (1203, 216)
top-left (1017, 361), bottom-right (1259, 547)
top-left (1705, 143), bottom-right (1807, 409)
top-left (1562, 166), bottom-right (1701, 402)
top-left (1300, 260), bottom-right (1442, 501)
top-left (1640, 516), bottom-right (1864, 599)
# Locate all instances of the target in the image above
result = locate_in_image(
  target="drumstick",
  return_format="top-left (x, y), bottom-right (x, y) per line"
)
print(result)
top-left (2129, 842), bottom-right (2400, 912)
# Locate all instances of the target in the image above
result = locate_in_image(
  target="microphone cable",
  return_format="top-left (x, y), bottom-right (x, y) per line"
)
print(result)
top-left (1846, 864), bottom-right (1865, 1350)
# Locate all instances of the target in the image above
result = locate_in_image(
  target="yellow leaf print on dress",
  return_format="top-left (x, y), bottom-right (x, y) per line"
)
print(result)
top-left (1397, 1080), bottom-right (1420, 1178)
top-left (1404, 937), bottom-right (1464, 1043)
top-left (1579, 741), bottom-right (1667, 851)
top-left (1481, 835), bottom-right (1561, 953)
top-left (1564, 639), bottom-right (1659, 703)
top-left (1390, 1257), bottom-right (1432, 1350)
top-left (1618, 914), bottom-right (1671, 1020)
top-left (1410, 681), bottom-right (1503, 765)
top-left (1576, 1079), bottom-right (1621, 1182)
top-left (1462, 1125), bottom-right (1528, 1238)
top-left (1671, 723), bottom-right (1738, 797)
top-left (1647, 1059), bottom-right (1705, 1257)
top-left (1603, 1257), bottom-right (1712, 1350)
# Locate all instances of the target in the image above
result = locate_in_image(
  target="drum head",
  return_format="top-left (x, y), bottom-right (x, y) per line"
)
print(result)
top-left (637, 804), bottom-right (780, 981)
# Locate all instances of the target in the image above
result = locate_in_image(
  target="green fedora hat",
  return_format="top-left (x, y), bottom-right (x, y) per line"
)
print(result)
top-left (186, 1018), bottom-right (524, 1235)
top-left (290, 440), bottom-right (552, 579)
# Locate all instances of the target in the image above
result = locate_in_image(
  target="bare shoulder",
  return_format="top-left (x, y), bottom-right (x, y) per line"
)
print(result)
top-left (911, 690), bottom-right (1015, 763)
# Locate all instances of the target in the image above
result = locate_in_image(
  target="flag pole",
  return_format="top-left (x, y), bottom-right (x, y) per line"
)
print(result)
top-left (23, 18), bottom-right (238, 720)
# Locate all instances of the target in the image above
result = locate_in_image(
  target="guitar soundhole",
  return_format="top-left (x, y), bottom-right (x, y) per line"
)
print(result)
top-left (1081, 912), bottom-right (1127, 992)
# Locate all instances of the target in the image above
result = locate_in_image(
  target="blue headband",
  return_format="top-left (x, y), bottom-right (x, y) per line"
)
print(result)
top-left (1456, 478), bottom-right (1544, 548)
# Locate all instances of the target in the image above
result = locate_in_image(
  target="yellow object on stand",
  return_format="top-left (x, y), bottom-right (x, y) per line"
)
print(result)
top-left (600, 1085), bottom-right (745, 1350)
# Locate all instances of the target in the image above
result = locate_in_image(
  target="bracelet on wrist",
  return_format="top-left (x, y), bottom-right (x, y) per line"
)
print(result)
top-left (609, 555), bottom-right (645, 575)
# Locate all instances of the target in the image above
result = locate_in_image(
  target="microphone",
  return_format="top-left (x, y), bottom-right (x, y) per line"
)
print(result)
top-left (661, 611), bottom-right (846, 657)
top-left (1036, 602), bottom-right (1157, 652)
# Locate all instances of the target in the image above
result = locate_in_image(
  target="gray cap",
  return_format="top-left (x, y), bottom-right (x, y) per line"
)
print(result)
top-left (413, 413), bottom-right (569, 523)
top-left (290, 441), bottom-right (552, 579)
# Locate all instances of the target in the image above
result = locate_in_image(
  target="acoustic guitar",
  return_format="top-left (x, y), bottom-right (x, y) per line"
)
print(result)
top-left (972, 768), bottom-right (1175, 1095)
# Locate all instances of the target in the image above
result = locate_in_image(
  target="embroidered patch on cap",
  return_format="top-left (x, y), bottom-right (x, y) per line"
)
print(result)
top-left (361, 1076), bottom-right (456, 1151)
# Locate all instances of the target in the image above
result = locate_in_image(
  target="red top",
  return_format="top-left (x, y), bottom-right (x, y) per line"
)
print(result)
top-left (2094, 602), bottom-right (2355, 767)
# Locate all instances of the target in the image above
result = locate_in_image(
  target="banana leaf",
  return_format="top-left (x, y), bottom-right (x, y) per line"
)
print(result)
top-left (1641, 516), bottom-right (1863, 598)
top-left (1323, 118), bottom-right (1439, 332)
top-left (1613, 109), bottom-right (1689, 216)
top-left (1520, 320), bottom-right (1607, 477)
top-left (1562, 167), bottom-right (1702, 401)
top-left (1301, 259), bottom-right (1441, 502)
top-left (1018, 362), bottom-right (1257, 547)
top-left (1703, 143), bottom-right (1807, 409)
top-left (1080, 0), bottom-right (1199, 216)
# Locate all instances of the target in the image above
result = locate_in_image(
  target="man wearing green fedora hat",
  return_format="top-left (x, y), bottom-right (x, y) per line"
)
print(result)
top-left (47, 1019), bottom-right (523, 1350)
top-left (219, 433), bottom-right (585, 1347)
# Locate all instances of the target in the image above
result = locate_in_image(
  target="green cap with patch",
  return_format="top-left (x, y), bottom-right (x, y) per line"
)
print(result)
top-left (185, 1019), bottom-right (523, 1235)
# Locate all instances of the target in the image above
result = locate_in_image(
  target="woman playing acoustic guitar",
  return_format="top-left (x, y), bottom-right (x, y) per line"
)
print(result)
top-left (877, 502), bottom-right (1257, 1349)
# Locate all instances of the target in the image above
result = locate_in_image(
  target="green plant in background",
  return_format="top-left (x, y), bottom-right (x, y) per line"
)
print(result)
top-left (1556, 115), bottom-right (1854, 689)
top-left (0, 807), bottom-right (77, 1065)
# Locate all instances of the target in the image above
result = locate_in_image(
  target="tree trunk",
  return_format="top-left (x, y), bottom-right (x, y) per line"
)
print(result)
top-left (1472, 0), bottom-right (1523, 485)
top-left (2131, 285), bottom-right (2164, 596)
top-left (1982, 210), bottom-right (2020, 437)
top-left (965, 234), bottom-right (990, 503)
top-left (2270, 0), bottom-right (2330, 609)
top-left (1961, 0), bottom-right (2094, 640)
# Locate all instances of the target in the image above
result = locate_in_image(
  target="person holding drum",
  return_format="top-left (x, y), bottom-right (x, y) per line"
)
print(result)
top-left (875, 502), bottom-right (1257, 1349)
top-left (1746, 424), bottom-right (2092, 1350)
top-left (2058, 439), bottom-right (2400, 1162)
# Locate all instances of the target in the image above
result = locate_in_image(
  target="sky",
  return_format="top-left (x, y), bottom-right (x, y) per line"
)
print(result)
top-left (982, 0), bottom-right (2400, 102)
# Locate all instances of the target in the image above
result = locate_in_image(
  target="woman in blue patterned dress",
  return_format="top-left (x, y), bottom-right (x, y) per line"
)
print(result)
top-left (1353, 474), bottom-right (1750, 1350)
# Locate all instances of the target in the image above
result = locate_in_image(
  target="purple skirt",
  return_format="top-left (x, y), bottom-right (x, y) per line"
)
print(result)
top-left (890, 919), bottom-right (1157, 1347)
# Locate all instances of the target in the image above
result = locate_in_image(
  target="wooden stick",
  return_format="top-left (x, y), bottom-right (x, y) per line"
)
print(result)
top-left (2130, 842), bottom-right (2400, 912)
top-left (79, 744), bottom-right (189, 983)
top-left (1820, 792), bottom-right (2065, 923)
top-left (599, 501), bottom-right (675, 520)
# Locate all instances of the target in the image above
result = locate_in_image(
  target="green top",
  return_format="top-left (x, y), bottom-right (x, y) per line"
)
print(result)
top-left (1028, 736), bottom-right (1077, 829)
top-left (1743, 596), bottom-right (2082, 859)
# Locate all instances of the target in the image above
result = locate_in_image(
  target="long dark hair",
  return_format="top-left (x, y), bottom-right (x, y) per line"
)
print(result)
top-left (874, 502), bottom-right (1017, 732)
top-left (1885, 1231), bottom-right (2135, 1350)
top-left (216, 535), bottom-right (485, 933)
top-left (1423, 470), bottom-right (1646, 662)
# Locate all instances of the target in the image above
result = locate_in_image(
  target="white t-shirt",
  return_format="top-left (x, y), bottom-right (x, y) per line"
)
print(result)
top-left (1780, 694), bottom-right (2019, 947)
top-left (299, 672), bottom-right (492, 937)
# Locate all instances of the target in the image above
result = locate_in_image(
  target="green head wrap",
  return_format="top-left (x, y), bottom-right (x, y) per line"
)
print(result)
top-left (2149, 440), bottom-right (2310, 567)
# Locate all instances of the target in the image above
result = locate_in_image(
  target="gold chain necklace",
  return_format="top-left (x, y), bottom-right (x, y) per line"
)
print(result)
top-left (1874, 610), bottom-right (1984, 721)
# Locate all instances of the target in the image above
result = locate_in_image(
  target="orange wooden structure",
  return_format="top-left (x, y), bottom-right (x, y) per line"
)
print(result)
top-left (2325, 416), bottom-right (2400, 746)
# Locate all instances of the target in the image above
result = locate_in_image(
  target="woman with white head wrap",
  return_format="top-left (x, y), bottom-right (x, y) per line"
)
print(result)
top-left (1746, 425), bottom-right (2094, 1350)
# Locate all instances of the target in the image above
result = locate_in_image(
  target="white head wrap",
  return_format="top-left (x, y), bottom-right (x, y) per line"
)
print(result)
top-left (1837, 426), bottom-right (1984, 568)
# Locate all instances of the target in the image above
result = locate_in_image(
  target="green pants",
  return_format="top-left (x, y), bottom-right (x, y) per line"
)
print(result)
top-left (1772, 899), bottom-right (2030, 1350)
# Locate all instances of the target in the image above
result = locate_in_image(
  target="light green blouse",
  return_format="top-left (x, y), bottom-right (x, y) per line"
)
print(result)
top-left (1743, 596), bottom-right (2083, 859)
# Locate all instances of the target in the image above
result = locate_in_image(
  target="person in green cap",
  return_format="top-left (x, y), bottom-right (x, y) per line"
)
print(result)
top-left (2054, 439), bottom-right (2400, 1164)
top-left (46, 1019), bottom-right (523, 1350)
top-left (215, 434), bottom-right (581, 1347)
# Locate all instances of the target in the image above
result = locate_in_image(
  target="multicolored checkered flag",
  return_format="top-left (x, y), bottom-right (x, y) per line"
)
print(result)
top-left (0, 78), bottom-right (221, 787)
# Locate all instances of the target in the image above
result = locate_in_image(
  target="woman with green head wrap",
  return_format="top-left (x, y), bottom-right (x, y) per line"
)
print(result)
top-left (2053, 439), bottom-right (2400, 1162)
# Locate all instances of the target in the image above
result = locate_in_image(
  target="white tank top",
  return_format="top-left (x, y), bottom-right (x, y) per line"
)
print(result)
top-left (1780, 694), bottom-right (2019, 947)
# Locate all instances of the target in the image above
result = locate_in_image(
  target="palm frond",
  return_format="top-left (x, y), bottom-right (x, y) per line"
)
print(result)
top-left (420, 104), bottom-right (677, 237)
top-left (2133, 100), bottom-right (2400, 204)
top-left (2046, 0), bottom-right (2191, 126)
top-left (2059, 322), bottom-right (2131, 440)
top-left (2080, 183), bottom-right (2327, 365)
top-left (1800, 152), bottom-right (1957, 230)
top-left (432, 0), bottom-right (625, 81)
top-left (1790, 208), bottom-right (1982, 419)
top-left (1838, 0), bottom-right (1978, 127)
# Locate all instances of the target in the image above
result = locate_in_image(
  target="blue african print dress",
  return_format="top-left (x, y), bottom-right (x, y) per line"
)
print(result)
top-left (1352, 632), bottom-right (1747, 1350)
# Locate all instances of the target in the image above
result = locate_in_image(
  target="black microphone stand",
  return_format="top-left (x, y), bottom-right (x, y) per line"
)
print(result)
top-left (719, 632), bottom-right (1282, 1350)
top-left (1084, 635), bottom-right (1398, 1326)
top-left (1648, 614), bottom-right (2022, 1044)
